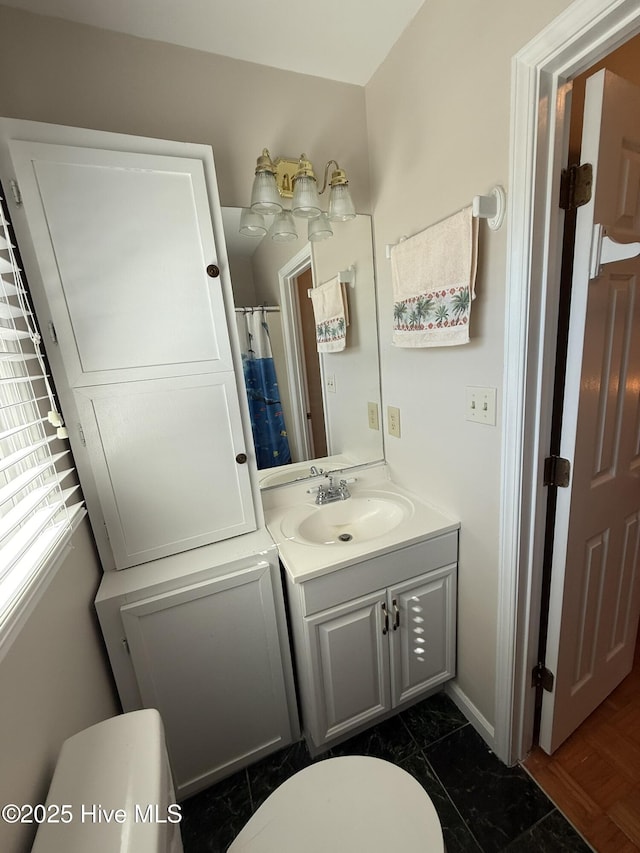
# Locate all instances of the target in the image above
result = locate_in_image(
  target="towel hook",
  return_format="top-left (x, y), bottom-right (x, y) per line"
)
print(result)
top-left (472, 185), bottom-right (506, 231)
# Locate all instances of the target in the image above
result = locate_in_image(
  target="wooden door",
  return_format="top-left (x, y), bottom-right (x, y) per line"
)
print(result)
top-left (295, 269), bottom-right (327, 458)
top-left (389, 566), bottom-right (457, 707)
top-left (540, 69), bottom-right (640, 752)
top-left (305, 590), bottom-right (391, 745)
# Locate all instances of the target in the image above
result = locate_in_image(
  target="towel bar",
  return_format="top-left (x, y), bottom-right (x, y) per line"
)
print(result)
top-left (385, 185), bottom-right (506, 258)
top-left (472, 185), bottom-right (506, 231)
top-left (307, 265), bottom-right (355, 297)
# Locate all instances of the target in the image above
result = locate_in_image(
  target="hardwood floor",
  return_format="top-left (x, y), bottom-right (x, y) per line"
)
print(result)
top-left (523, 635), bottom-right (640, 852)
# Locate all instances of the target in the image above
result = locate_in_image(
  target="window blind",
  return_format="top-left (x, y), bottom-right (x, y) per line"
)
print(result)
top-left (0, 187), bottom-right (84, 634)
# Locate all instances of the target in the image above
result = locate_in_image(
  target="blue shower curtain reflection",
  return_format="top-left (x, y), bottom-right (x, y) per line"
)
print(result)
top-left (239, 308), bottom-right (291, 469)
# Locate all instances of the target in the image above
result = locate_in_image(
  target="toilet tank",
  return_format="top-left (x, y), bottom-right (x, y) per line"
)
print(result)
top-left (31, 709), bottom-right (183, 853)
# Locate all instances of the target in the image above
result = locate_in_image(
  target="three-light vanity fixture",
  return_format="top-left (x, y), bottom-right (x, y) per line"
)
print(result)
top-left (240, 149), bottom-right (356, 243)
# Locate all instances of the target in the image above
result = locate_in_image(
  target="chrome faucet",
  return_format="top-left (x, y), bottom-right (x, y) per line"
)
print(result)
top-left (314, 475), bottom-right (351, 505)
top-left (309, 465), bottom-right (325, 477)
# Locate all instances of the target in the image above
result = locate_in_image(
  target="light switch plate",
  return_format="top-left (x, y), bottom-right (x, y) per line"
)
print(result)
top-left (326, 374), bottom-right (336, 393)
top-left (465, 386), bottom-right (497, 425)
top-left (367, 401), bottom-right (380, 431)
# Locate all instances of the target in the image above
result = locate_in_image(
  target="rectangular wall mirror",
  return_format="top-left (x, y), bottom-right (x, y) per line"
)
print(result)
top-left (222, 208), bottom-right (383, 489)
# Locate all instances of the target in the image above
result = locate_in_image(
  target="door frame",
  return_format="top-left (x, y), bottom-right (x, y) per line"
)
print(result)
top-left (497, 0), bottom-right (640, 764)
top-left (278, 244), bottom-right (316, 462)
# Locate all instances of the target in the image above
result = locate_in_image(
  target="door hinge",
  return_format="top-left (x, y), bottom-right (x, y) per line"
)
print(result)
top-left (48, 322), bottom-right (58, 344)
top-left (10, 179), bottom-right (22, 206)
top-left (121, 637), bottom-right (130, 655)
top-left (78, 423), bottom-right (86, 447)
top-left (544, 455), bottom-right (571, 488)
top-left (559, 163), bottom-right (593, 211)
top-left (532, 662), bottom-right (554, 692)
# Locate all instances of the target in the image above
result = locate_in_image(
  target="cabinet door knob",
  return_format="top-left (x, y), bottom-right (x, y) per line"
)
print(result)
top-left (206, 264), bottom-right (220, 278)
top-left (235, 453), bottom-right (248, 464)
top-left (392, 598), bottom-right (400, 630)
top-left (381, 602), bottom-right (389, 635)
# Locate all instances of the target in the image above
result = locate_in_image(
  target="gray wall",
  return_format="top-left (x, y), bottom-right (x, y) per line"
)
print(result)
top-left (364, 0), bottom-right (576, 725)
top-left (0, 5), bottom-right (370, 212)
top-left (0, 521), bottom-right (119, 853)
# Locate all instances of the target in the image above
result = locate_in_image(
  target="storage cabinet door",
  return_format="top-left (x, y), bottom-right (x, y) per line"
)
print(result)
top-left (75, 372), bottom-right (255, 567)
top-left (305, 590), bottom-right (391, 745)
top-left (389, 565), bottom-right (457, 707)
top-left (121, 563), bottom-right (294, 799)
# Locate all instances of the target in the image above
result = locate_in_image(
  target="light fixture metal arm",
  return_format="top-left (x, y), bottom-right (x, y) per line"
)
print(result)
top-left (319, 159), bottom-right (345, 195)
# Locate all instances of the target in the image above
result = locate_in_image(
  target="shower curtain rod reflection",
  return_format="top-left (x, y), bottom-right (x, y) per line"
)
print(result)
top-left (234, 306), bottom-right (281, 313)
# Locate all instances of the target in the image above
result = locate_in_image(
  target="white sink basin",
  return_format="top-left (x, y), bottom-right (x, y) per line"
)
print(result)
top-left (280, 491), bottom-right (414, 546)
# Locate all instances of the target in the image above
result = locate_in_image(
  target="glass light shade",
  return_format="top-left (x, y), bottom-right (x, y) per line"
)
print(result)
top-left (239, 208), bottom-right (267, 237)
top-left (271, 211), bottom-right (298, 242)
top-left (328, 184), bottom-right (356, 221)
top-left (292, 175), bottom-right (321, 219)
top-left (308, 213), bottom-right (333, 242)
top-left (250, 171), bottom-right (283, 214)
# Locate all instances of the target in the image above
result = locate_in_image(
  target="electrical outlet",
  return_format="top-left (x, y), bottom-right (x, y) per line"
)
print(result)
top-left (465, 386), bottom-right (497, 425)
top-left (326, 374), bottom-right (336, 393)
top-left (387, 405), bottom-right (401, 438)
top-left (367, 401), bottom-right (380, 431)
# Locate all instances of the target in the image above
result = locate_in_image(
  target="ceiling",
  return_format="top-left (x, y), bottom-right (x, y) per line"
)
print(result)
top-left (3, 0), bottom-right (427, 86)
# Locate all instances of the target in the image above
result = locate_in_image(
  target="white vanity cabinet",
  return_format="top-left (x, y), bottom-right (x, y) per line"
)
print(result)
top-left (283, 531), bottom-right (458, 751)
top-left (95, 532), bottom-right (300, 799)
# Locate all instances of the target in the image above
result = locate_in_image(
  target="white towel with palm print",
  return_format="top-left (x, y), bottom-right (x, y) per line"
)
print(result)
top-left (391, 206), bottom-right (478, 347)
top-left (309, 275), bottom-right (349, 352)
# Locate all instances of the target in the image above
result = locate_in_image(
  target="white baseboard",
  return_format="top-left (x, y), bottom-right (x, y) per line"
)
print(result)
top-left (445, 681), bottom-right (500, 758)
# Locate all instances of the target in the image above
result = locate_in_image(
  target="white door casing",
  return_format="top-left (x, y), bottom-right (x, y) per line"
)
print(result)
top-left (539, 69), bottom-right (640, 753)
top-left (278, 245), bottom-right (314, 463)
top-left (496, 0), bottom-right (640, 765)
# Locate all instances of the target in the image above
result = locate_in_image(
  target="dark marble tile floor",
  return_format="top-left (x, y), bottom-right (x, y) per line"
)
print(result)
top-left (179, 692), bottom-right (593, 852)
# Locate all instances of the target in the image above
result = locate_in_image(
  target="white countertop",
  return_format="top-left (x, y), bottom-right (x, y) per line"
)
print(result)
top-left (263, 466), bottom-right (459, 583)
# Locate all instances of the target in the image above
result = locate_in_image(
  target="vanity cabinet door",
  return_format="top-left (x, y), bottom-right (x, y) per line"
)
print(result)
top-left (120, 562), bottom-right (295, 799)
top-left (388, 565), bottom-right (457, 707)
top-left (305, 590), bottom-right (392, 746)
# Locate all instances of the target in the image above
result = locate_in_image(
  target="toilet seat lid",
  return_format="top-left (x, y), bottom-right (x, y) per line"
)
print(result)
top-left (228, 755), bottom-right (444, 852)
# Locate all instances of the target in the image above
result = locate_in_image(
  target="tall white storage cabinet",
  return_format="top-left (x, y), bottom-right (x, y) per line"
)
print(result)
top-left (95, 532), bottom-right (299, 799)
top-left (5, 130), bottom-right (257, 570)
top-left (0, 120), bottom-right (298, 795)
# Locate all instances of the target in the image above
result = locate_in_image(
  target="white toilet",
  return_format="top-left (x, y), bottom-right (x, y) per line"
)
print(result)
top-left (228, 755), bottom-right (445, 853)
top-left (33, 712), bottom-right (444, 852)
top-left (31, 709), bottom-right (183, 853)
